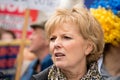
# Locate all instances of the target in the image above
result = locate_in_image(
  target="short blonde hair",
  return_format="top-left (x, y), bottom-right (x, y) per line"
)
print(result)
top-left (45, 7), bottom-right (104, 64)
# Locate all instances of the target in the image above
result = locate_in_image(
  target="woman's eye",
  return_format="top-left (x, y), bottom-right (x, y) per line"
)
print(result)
top-left (64, 36), bottom-right (72, 39)
top-left (50, 37), bottom-right (56, 41)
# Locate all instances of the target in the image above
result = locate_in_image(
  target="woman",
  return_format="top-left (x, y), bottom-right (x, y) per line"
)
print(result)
top-left (31, 6), bottom-right (104, 80)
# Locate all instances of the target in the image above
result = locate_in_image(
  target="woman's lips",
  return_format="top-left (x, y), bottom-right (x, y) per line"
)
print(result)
top-left (55, 52), bottom-right (65, 57)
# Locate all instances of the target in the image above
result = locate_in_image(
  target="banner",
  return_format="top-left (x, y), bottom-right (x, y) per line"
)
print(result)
top-left (0, 0), bottom-right (60, 38)
top-left (0, 4), bottom-right (40, 38)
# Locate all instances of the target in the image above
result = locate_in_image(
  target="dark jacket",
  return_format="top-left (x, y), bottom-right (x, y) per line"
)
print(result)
top-left (31, 66), bottom-right (51, 80)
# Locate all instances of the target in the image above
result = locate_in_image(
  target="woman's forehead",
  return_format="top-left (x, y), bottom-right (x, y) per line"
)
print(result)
top-left (54, 22), bottom-right (78, 30)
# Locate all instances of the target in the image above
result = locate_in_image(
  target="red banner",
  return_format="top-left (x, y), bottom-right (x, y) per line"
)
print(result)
top-left (0, 3), bottom-right (39, 38)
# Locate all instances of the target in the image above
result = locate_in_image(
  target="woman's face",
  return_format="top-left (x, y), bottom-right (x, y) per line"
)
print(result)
top-left (49, 23), bottom-right (91, 70)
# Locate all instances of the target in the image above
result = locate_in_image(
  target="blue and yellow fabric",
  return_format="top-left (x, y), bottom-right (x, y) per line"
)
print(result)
top-left (90, 0), bottom-right (120, 46)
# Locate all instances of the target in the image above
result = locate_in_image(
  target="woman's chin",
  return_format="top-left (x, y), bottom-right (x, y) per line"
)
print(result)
top-left (55, 62), bottom-right (66, 69)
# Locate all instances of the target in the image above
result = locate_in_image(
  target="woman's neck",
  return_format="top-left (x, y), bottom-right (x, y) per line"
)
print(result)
top-left (62, 60), bottom-right (87, 80)
top-left (103, 45), bottom-right (120, 76)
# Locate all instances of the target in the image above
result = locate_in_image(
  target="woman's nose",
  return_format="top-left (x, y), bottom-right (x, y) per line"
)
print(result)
top-left (54, 38), bottom-right (62, 49)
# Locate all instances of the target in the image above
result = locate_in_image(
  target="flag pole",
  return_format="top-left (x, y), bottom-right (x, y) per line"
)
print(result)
top-left (15, 8), bottom-right (30, 80)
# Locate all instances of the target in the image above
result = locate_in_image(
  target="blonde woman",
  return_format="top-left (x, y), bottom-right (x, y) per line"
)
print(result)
top-left (31, 6), bottom-right (104, 80)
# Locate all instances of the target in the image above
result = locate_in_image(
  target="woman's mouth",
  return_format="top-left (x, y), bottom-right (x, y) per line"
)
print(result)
top-left (55, 53), bottom-right (65, 57)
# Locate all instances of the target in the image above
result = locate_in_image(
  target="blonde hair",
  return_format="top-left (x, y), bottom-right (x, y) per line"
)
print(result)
top-left (45, 7), bottom-right (104, 64)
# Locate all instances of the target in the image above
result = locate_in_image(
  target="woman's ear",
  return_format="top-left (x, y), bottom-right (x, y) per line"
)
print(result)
top-left (85, 41), bottom-right (93, 55)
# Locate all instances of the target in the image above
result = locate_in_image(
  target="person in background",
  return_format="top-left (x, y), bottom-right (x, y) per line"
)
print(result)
top-left (31, 6), bottom-right (104, 80)
top-left (89, 2), bottom-right (120, 79)
top-left (97, 16), bottom-right (120, 80)
top-left (0, 28), bottom-right (16, 41)
top-left (21, 20), bottom-right (53, 80)
top-left (98, 43), bottom-right (120, 80)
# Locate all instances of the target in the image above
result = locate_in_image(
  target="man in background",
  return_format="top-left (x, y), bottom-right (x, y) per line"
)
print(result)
top-left (21, 20), bottom-right (53, 80)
